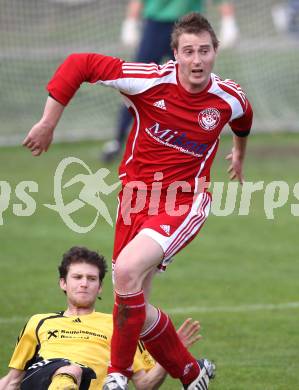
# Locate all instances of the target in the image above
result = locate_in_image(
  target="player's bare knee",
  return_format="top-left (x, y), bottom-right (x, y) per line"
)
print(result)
top-left (53, 364), bottom-right (82, 385)
top-left (114, 261), bottom-right (142, 293)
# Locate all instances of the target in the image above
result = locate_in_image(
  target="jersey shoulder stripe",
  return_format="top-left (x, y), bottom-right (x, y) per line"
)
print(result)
top-left (99, 62), bottom-right (177, 95)
top-left (15, 313), bottom-right (61, 347)
top-left (122, 61), bottom-right (176, 76)
top-left (35, 313), bottom-right (65, 347)
top-left (217, 78), bottom-right (247, 108)
top-left (208, 74), bottom-right (247, 120)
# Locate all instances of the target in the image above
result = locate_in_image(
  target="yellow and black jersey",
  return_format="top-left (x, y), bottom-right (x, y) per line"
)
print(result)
top-left (9, 311), bottom-right (155, 389)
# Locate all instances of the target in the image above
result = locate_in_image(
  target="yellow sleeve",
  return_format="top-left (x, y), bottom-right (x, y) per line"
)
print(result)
top-left (132, 341), bottom-right (155, 373)
top-left (8, 314), bottom-right (46, 370)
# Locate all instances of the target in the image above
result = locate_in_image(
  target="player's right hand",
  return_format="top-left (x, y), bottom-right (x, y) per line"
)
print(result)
top-left (225, 148), bottom-right (245, 184)
top-left (23, 122), bottom-right (54, 156)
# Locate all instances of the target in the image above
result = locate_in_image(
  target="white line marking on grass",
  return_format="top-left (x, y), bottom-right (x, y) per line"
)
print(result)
top-left (167, 302), bottom-right (299, 315)
top-left (0, 302), bottom-right (299, 324)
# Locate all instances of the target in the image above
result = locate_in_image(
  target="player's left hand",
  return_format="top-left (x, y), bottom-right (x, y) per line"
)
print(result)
top-left (177, 318), bottom-right (202, 349)
top-left (225, 147), bottom-right (245, 184)
top-left (23, 122), bottom-right (54, 156)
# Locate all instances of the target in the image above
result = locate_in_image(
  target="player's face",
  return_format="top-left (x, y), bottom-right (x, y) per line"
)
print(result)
top-left (60, 262), bottom-right (101, 310)
top-left (174, 32), bottom-right (217, 93)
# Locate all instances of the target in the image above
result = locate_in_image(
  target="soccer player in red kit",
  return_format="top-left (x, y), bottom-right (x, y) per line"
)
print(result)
top-left (23, 12), bottom-right (253, 390)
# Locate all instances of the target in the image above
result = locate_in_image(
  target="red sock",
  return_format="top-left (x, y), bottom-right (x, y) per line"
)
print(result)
top-left (109, 291), bottom-right (146, 378)
top-left (140, 309), bottom-right (200, 385)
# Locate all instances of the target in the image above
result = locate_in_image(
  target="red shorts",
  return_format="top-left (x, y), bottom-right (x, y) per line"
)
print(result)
top-left (112, 189), bottom-right (211, 270)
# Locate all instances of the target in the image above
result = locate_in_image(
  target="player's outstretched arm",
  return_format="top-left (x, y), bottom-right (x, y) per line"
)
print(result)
top-left (131, 318), bottom-right (202, 390)
top-left (0, 368), bottom-right (25, 390)
top-left (225, 134), bottom-right (248, 184)
top-left (23, 96), bottom-right (65, 156)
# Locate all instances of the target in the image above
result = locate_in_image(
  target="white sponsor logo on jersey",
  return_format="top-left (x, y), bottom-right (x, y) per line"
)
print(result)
top-left (145, 122), bottom-right (208, 158)
top-left (198, 108), bottom-right (221, 131)
top-left (153, 99), bottom-right (167, 110)
top-left (160, 224), bottom-right (170, 235)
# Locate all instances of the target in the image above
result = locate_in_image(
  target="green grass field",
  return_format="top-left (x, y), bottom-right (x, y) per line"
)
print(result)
top-left (0, 133), bottom-right (298, 389)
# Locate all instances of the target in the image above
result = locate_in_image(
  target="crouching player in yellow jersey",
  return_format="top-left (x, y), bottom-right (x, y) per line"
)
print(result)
top-left (0, 246), bottom-right (202, 390)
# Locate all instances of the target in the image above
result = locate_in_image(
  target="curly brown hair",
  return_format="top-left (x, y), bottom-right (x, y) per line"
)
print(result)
top-left (58, 246), bottom-right (108, 282)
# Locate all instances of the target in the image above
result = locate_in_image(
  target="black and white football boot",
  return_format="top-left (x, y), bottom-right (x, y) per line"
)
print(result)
top-left (183, 359), bottom-right (216, 390)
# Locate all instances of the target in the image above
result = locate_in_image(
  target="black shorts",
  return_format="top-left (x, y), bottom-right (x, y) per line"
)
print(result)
top-left (21, 358), bottom-right (96, 390)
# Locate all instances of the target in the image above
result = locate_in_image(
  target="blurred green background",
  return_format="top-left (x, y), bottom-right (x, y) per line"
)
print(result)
top-left (0, 0), bottom-right (299, 145)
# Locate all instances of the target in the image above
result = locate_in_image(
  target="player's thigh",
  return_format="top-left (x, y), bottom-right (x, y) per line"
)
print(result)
top-left (115, 233), bottom-right (164, 280)
top-left (140, 192), bottom-right (211, 268)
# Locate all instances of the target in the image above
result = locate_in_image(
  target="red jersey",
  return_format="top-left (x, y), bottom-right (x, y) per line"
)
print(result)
top-left (47, 53), bottom-right (252, 193)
